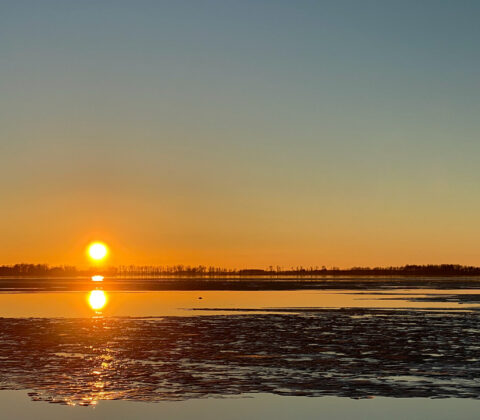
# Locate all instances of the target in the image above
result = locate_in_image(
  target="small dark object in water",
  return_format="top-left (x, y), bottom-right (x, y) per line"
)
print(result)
top-left (198, 297), bottom-right (203, 300)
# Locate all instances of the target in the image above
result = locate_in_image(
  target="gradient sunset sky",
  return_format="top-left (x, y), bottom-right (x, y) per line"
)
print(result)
top-left (1, 1), bottom-right (479, 268)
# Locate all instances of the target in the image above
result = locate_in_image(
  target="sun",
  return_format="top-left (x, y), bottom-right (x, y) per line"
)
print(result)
top-left (88, 242), bottom-right (108, 261)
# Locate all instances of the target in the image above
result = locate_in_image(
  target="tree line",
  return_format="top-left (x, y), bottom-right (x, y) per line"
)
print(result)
top-left (1, 263), bottom-right (480, 277)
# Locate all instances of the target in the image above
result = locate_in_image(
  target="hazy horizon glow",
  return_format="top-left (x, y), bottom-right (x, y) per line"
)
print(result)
top-left (1, 1), bottom-right (480, 268)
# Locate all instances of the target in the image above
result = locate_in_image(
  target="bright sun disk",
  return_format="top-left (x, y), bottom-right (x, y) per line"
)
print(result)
top-left (88, 242), bottom-right (108, 261)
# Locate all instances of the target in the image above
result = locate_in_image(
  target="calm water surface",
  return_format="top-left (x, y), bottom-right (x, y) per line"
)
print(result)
top-left (2, 391), bottom-right (479, 420)
top-left (0, 289), bottom-right (479, 317)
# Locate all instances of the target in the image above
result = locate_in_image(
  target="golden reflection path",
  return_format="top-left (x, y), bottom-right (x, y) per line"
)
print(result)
top-left (87, 275), bottom-right (108, 313)
top-left (75, 277), bottom-right (115, 406)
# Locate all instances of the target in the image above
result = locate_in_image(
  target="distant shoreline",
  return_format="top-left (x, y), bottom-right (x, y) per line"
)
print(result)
top-left (1, 275), bottom-right (480, 291)
top-left (3, 264), bottom-right (480, 278)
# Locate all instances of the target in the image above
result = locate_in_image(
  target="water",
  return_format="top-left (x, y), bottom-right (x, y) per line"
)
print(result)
top-left (0, 289), bottom-right (479, 317)
top-left (0, 278), bottom-right (479, 419)
top-left (1, 391), bottom-right (479, 420)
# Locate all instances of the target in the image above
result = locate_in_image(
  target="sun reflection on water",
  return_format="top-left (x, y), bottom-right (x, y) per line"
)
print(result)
top-left (88, 290), bottom-right (108, 311)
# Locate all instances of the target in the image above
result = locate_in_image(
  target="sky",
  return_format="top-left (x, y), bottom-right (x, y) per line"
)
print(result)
top-left (1, 0), bottom-right (480, 268)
